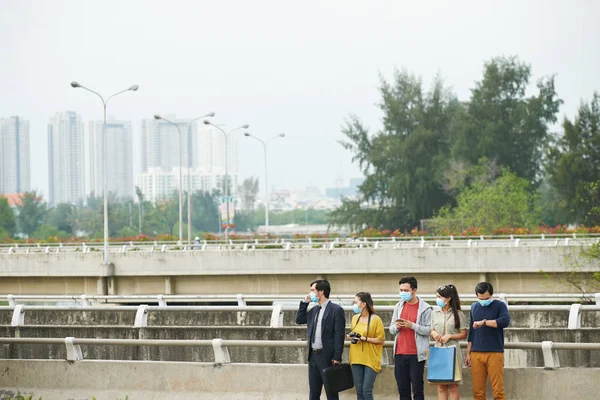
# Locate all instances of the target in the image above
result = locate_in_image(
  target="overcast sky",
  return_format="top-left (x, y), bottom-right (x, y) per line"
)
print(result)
top-left (1, 0), bottom-right (598, 199)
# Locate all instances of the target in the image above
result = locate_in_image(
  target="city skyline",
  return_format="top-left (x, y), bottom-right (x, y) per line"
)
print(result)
top-left (0, 112), bottom-right (248, 205)
top-left (1, 1), bottom-right (598, 204)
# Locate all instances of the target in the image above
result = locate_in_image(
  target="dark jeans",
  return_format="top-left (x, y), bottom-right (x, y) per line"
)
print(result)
top-left (394, 354), bottom-right (425, 400)
top-left (309, 352), bottom-right (339, 400)
top-left (351, 364), bottom-right (378, 400)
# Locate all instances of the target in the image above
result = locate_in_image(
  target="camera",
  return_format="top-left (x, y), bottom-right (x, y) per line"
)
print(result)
top-left (348, 331), bottom-right (362, 344)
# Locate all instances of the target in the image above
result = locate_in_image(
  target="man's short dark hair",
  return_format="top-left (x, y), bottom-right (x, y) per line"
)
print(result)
top-left (311, 279), bottom-right (331, 298)
top-left (475, 282), bottom-right (494, 295)
top-left (399, 276), bottom-right (418, 290)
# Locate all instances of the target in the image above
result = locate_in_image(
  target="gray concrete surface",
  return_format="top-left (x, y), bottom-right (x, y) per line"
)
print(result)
top-left (1, 325), bottom-right (599, 367)
top-left (1, 308), bottom-right (598, 329)
top-left (0, 359), bottom-right (598, 400)
top-left (0, 245), bottom-right (594, 295)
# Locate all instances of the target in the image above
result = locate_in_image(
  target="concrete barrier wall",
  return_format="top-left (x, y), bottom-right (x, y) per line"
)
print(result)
top-left (1, 308), bottom-right (598, 329)
top-left (2, 246), bottom-right (590, 277)
top-left (0, 360), bottom-right (598, 400)
top-left (2, 326), bottom-right (599, 367)
top-left (0, 245), bottom-right (594, 296)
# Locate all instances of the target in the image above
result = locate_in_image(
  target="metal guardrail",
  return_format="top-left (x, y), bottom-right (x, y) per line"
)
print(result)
top-left (0, 336), bottom-right (598, 370)
top-left (2, 303), bottom-right (599, 329)
top-left (3, 292), bottom-right (600, 307)
top-left (0, 234), bottom-right (598, 254)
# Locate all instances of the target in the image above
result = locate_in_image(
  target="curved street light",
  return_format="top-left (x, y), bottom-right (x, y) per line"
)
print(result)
top-left (243, 133), bottom-right (285, 235)
top-left (71, 81), bottom-right (138, 266)
top-left (154, 113), bottom-right (215, 245)
top-left (203, 120), bottom-right (249, 241)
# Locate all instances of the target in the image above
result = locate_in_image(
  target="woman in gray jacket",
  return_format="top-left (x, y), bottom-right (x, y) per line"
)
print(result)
top-left (389, 276), bottom-right (432, 400)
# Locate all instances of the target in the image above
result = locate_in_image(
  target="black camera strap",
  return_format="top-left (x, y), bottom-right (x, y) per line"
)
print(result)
top-left (351, 313), bottom-right (372, 352)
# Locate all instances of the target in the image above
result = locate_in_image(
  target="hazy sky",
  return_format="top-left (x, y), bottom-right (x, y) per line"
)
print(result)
top-left (1, 0), bottom-right (599, 199)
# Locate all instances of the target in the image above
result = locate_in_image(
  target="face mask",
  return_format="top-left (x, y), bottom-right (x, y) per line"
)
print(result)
top-left (310, 293), bottom-right (319, 303)
top-left (478, 299), bottom-right (492, 307)
top-left (436, 299), bottom-right (446, 308)
top-left (399, 292), bottom-right (412, 302)
top-left (352, 304), bottom-right (361, 314)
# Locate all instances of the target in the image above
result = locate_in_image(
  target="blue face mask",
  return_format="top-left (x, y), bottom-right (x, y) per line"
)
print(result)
top-left (436, 299), bottom-right (447, 308)
top-left (352, 304), bottom-right (361, 314)
top-left (478, 299), bottom-right (493, 307)
top-left (399, 292), bottom-right (412, 302)
top-left (310, 293), bottom-right (319, 303)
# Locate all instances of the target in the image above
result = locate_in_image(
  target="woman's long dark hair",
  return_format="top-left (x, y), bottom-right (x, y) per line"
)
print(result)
top-left (436, 284), bottom-right (462, 330)
top-left (355, 292), bottom-right (376, 315)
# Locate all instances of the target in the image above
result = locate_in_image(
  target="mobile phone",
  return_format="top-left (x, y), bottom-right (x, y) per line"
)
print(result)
top-left (396, 318), bottom-right (404, 322)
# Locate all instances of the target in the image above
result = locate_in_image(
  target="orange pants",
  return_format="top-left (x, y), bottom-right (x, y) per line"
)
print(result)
top-left (471, 352), bottom-right (506, 400)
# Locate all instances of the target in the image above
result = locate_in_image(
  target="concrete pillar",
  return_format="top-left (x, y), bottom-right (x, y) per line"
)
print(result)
top-left (96, 278), bottom-right (107, 295)
top-left (165, 276), bottom-right (174, 295)
top-left (107, 277), bottom-right (116, 296)
top-left (479, 273), bottom-right (487, 283)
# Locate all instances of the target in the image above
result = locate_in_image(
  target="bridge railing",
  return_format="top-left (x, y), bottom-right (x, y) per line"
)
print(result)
top-left (1, 336), bottom-right (598, 370)
top-left (1, 234), bottom-right (598, 254)
top-left (2, 303), bottom-right (599, 329)
top-left (2, 292), bottom-right (600, 307)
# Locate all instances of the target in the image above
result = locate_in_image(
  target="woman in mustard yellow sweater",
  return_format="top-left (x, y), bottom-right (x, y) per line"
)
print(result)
top-left (347, 292), bottom-right (386, 400)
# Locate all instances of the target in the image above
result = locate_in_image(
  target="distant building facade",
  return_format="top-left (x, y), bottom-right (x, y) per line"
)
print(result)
top-left (135, 167), bottom-right (238, 203)
top-left (0, 116), bottom-right (30, 194)
top-left (47, 111), bottom-right (85, 205)
top-left (89, 118), bottom-right (133, 199)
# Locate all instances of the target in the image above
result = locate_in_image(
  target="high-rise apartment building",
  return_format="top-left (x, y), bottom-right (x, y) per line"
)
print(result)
top-left (89, 118), bottom-right (133, 199)
top-left (47, 111), bottom-right (85, 205)
top-left (140, 116), bottom-right (196, 173)
top-left (0, 116), bottom-right (30, 194)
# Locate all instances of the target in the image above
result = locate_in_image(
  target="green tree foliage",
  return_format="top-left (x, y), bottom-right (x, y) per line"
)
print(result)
top-left (0, 197), bottom-right (16, 236)
top-left (536, 177), bottom-right (572, 226)
top-left (581, 181), bottom-right (600, 226)
top-left (333, 72), bottom-right (461, 230)
top-left (333, 56), bottom-right (562, 231)
top-left (451, 56), bottom-right (562, 185)
top-left (238, 177), bottom-right (260, 211)
top-left (32, 223), bottom-right (70, 239)
top-left (46, 203), bottom-right (75, 235)
top-left (190, 191), bottom-right (220, 233)
top-left (432, 169), bottom-right (539, 233)
top-left (547, 92), bottom-right (600, 223)
top-left (16, 191), bottom-right (47, 237)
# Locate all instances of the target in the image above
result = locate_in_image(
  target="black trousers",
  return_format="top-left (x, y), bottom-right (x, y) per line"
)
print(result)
top-left (394, 354), bottom-right (425, 400)
top-left (308, 351), bottom-right (339, 400)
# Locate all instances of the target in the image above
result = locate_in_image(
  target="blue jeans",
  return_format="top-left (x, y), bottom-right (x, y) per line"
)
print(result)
top-left (351, 364), bottom-right (378, 400)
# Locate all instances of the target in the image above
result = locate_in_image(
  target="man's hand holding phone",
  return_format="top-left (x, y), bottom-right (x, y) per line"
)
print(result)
top-left (396, 318), bottom-right (413, 329)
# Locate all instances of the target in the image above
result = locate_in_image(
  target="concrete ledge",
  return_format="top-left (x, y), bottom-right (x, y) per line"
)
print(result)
top-left (0, 246), bottom-right (593, 277)
top-left (0, 360), bottom-right (598, 400)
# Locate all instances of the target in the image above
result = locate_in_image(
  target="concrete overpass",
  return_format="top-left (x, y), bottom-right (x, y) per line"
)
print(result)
top-left (0, 238), bottom-right (596, 296)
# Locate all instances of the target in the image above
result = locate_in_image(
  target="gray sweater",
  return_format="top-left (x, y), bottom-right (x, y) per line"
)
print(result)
top-left (389, 297), bottom-right (432, 362)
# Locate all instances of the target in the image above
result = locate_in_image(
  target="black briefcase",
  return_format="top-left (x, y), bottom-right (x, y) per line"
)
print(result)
top-left (323, 363), bottom-right (354, 393)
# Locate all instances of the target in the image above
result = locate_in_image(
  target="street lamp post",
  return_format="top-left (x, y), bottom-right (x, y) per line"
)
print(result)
top-left (71, 81), bottom-right (138, 265)
top-left (203, 120), bottom-right (249, 241)
top-left (243, 133), bottom-right (285, 235)
top-left (155, 113), bottom-right (215, 245)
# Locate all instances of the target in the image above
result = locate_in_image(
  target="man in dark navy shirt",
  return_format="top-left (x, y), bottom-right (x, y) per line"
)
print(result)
top-left (465, 282), bottom-right (510, 400)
